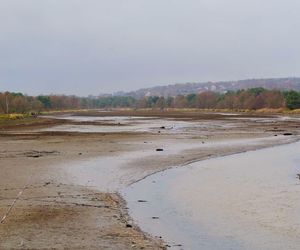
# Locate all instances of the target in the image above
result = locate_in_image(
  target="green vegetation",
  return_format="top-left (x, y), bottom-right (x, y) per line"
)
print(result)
top-left (1, 88), bottom-right (300, 114)
top-left (284, 91), bottom-right (300, 110)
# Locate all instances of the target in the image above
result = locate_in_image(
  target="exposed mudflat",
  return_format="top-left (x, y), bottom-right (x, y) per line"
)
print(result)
top-left (0, 110), bottom-right (299, 249)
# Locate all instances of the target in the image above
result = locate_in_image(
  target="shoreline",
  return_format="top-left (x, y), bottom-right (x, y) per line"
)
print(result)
top-left (127, 135), bottom-right (300, 188)
top-left (119, 135), bottom-right (300, 249)
top-left (1, 111), bottom-right (300, 249)
top-left (124, 140), bottom-right (300, 249)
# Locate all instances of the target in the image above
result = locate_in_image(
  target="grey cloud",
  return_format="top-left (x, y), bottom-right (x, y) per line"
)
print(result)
top-left (0, 0), bottom-right (299, 95)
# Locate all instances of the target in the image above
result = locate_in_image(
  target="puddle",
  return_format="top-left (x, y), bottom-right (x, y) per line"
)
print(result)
top-left (123, 141), bottom-right (300, 250)
top-left (42, 115), bottom-right (157, 123)
top-left (40, 115), bottom-right (230, 134)
top-left (41, 114), bottom-right (299, 135)
top-left (278, 116), bottom-right (300, 121)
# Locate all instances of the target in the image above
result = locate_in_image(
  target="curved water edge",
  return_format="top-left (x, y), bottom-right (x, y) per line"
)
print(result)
top-left (46, 114), bottom-right (300, 248)
top-left (122, 139), bottom-right (300, 250)
top-left (58, 135), bottom-right (298, 193)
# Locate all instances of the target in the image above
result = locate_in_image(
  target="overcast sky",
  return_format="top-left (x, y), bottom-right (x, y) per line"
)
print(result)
top-left (0, 0), bottom-right (299, 96)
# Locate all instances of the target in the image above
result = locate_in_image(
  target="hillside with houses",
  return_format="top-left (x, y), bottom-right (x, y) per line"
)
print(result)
top-left (120, 77), bottom-right (300, 98)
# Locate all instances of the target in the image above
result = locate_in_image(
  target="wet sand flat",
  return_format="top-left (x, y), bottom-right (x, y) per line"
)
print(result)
top-left (0, 110), bottom-right (299, 249)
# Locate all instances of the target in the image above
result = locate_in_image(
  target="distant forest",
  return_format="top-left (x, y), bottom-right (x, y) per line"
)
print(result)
top-left (1, 88), bottom-right (300, 114)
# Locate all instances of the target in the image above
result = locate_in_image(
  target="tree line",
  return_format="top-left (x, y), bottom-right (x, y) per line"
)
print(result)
top-left (1, 88), bottom-right (300, 114)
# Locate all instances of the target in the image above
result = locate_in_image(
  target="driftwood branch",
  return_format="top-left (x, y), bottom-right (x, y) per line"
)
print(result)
top-left (0, 185), bottom-right (27, 224)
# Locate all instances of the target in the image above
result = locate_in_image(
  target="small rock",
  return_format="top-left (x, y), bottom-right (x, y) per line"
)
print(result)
top-left (126, 224), bottom-right (132, 228)
top-left (160, 126), bottom-right (166, 129)
top-left (156, 148), bottom-right (164, 152)
top-left (137, 200), bottom-right (148, 203)
top-left (283, 133), bottom-right (293, 136)
top-left (152, 216), bottom-right (159, 219)
top-left (29, 155), bottom-right (40, 158)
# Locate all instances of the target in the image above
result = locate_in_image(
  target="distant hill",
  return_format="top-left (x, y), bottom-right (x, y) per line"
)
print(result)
top-left (117, 77), bottom-right (300, 98)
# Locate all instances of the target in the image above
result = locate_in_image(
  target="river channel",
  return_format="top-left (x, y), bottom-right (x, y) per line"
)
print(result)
top-left (123, 141), bottom-right (300, 250)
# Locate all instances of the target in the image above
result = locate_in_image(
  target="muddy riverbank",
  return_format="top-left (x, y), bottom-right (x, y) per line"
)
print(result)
top-left (0, 110), bottom-right (299, 249)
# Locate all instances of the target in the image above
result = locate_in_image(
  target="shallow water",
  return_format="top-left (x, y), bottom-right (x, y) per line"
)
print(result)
top-left (60, 136), bottom-right (290, 193)
top-left (60, 143), bottom-right (198, 192)
top-left (47, 114), bottom-right (300, 248)
top-left (40, 115), bottom-right (237, 134)
top-left (123, 141), bottom-right (300, 249)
